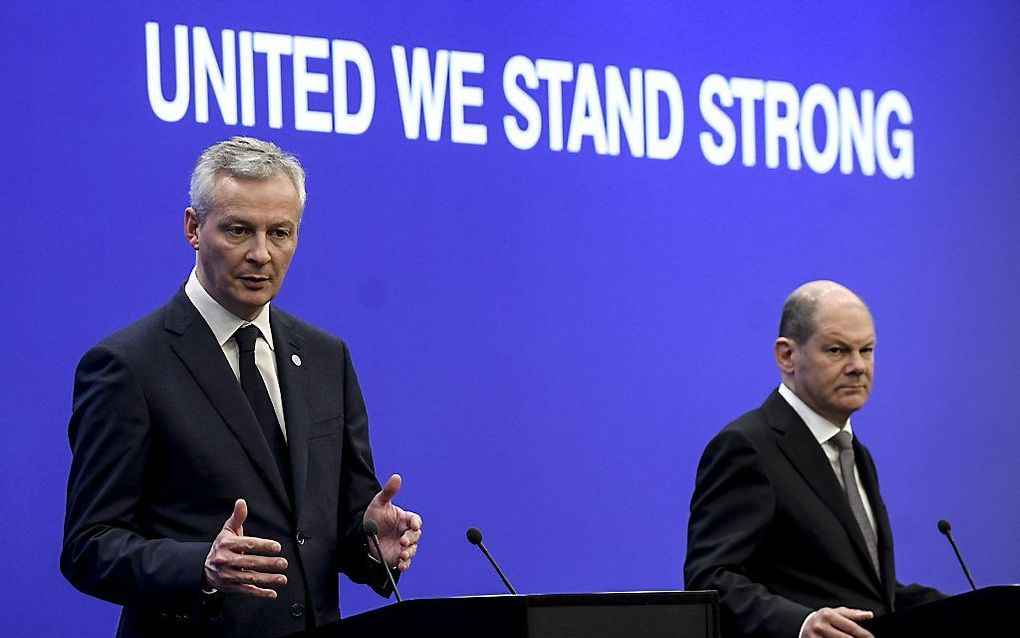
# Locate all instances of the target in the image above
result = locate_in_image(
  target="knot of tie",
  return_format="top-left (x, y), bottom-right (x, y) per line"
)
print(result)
top-left (832, 430), bottom-right (853, 451)
top-left (234, 325), bottom-right (261, 354)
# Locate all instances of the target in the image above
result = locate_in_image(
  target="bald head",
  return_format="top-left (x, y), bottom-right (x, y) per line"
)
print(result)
top-left (779, 281), bottom-right (871, 345)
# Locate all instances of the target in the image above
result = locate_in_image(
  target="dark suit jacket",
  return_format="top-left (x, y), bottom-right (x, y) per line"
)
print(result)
top-left (683, 390), bottom-right (942, 638)
top-left (62, 289), bottom-right (390, 638)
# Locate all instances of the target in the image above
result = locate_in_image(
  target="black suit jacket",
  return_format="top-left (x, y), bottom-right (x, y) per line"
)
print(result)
top-left (683, 390), bottom-right (942, 638)
top-left (62, 289), bottom-right (390, 638)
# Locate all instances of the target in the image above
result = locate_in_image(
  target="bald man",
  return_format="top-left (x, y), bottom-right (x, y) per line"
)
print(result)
top-left (684, 281), bottom-right (942, 638)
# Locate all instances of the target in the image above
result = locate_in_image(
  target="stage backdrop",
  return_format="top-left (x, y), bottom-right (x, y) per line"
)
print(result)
top-left (2, 2), bottom-right (1018, 635)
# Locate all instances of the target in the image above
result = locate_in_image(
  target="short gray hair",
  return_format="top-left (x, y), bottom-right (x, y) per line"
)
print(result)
top-left (189, 136), bottom-right (306, 223)
top-left (778, 293), bottom-right (820, 345)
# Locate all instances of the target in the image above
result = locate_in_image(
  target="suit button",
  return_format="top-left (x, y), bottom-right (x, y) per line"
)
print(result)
top-left (290, 602), bottom-right (305, 618)
top-left (296, 531), bottom-right (307, 545)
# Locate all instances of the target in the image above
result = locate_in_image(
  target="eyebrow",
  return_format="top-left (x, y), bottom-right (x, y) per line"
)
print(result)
top-left (219, 216), bottom-right (295, 228)
top-left (823, 335), bottom-right (876, 346)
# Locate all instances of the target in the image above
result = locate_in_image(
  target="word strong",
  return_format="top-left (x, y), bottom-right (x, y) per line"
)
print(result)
top-left (145, 22), bottom-right (376, 133)
top-left (699, 74), bottom-right (914, 179)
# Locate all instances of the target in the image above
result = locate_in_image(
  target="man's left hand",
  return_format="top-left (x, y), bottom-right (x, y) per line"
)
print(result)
top-left (364, 474), bottom-right (422, 571)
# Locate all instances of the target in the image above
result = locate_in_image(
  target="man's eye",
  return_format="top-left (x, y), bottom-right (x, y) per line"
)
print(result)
top-left (827, 347), bottom-right (843, 354)
top-left (226, 226), bottom-right (247, 236)
top-left (271, 229), bottom-right (291, 239)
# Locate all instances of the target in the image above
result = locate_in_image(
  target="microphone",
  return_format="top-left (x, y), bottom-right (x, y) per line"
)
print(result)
top-left (466, 527), bottom-right (518, 594)
top-left (364, 518), bottom-right (402, 602)
top-left (937, 519), bottom-right (977, 591)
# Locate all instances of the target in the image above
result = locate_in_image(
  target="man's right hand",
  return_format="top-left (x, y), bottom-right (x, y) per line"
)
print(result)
top-left (203, 499), bottom-right (288, 599)
top-left (801, 607), bottom-right (875, 638)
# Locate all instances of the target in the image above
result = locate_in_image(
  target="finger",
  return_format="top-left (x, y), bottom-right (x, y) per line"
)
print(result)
top-left (231, 554), bottom-right (289, 572)
top-left (806, 622), bottom-right (855, 638)
top-left (824, 611), bottom-right (872, 638)
top-left (831, 623), bottom-right (872, 638)
top-left (220, 534), bottom-right (283, 555)
top-left (400, 529), bottom-right (422, 547)
top-left (399, 542), bottom-right (418, 558)
top-left (377, 473), bottom-right (402, 504)
top-left (236, 583), bottom-right (280, 599)
top-left (224, 499), bottom-right (248, 535)
top-left (398, 557), bottom-right (412, 571)
top-left (807, 609), bottom-right (849, 638)
top-left (812, 625), bottom-right (857, 638)
top-left (402, 511), bottom-right (423, 531)
top-left (831, 607), bottom-right (874, 638)
top-left (839, 621), bottom-right (873, 638)
top-left (217, 580), bottom-right (284, 599)
top-left (835, 608), bottom-right (874, 621)
top-left (220, 566), bottom-right (289, 588)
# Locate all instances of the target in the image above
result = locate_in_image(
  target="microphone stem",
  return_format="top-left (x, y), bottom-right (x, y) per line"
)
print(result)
top-left (947, 534), bottom-right (977, 591)
top-left (368, 533), bottom-right (403, 602)
top-left (479, 542), bottom-right (517, 595)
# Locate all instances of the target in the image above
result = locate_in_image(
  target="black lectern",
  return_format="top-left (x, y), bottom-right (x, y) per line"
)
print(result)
top-left (292, 591), bottom-right (718, 638)
top-left (862, 585), bottom-right (1019, 637)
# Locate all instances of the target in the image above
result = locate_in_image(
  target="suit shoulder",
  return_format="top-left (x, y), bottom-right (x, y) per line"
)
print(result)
top-left (712, 403), bottom-right (773, 447)
top-left (271, 307), bottom-right (350, 351)
top-left (84, 304), bottom-right (171, 362)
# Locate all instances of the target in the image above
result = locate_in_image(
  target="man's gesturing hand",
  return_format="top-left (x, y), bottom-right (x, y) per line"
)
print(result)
top-left (364, 474), bottom-right (423, 571)
top-left (204, 499), bottom-right (288, 598)
top-left (801, 607), bottom-right (875, 638)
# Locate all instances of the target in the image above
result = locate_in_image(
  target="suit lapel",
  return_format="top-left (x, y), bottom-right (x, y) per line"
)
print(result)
top-left (271, 310), bottom-right (311, 527)
top-left (854, 438), bottom-right (897, 608)
top-left (764, 391), bottom-right (885, 593)
top-left (164, 289), bottom-right (292, 514)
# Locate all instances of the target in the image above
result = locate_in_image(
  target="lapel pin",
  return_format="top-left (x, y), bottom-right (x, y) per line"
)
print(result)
top-left (291, 354), bottom-right (302, 367)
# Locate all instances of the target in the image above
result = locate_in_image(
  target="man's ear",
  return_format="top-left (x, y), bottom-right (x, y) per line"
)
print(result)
top-left (774, 337), bottom-right (796, 375)
top-left (184, 208), bottom-right (201, 250)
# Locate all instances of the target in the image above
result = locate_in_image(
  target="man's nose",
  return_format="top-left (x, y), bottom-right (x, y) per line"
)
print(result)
top-left (845, 351), bottom-right (867, 374)
top-left (245, 233), bottom-right (271, 264)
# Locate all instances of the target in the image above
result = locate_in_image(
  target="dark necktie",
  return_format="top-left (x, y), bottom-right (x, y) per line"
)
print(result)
top-left (832, 430), bottom-right (880, 574)
top-left (234, 325), bottom-right (290, 487)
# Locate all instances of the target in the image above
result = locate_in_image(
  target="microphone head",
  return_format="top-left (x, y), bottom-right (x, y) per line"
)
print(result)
top-left (364, 518), bottom-right (379, 536)
top-left (937, 519), bottom-right (952, 535)
top-left (466, 527), bottom-right (483, 545)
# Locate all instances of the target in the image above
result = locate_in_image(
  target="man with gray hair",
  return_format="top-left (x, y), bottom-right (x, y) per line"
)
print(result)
top-left (62, 137), bottom-right (422, 637)
top-left (684, 281), bottom-right (942, 638)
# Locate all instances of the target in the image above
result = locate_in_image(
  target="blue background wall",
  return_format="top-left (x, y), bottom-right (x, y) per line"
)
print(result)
top-left (2, 2), bottom-right (1018, 635)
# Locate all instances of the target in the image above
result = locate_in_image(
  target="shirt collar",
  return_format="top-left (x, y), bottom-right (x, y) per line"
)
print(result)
top-left (185, 268), bottom-right (275, 350)
top-left (778, 382), bottom-right (854, 446)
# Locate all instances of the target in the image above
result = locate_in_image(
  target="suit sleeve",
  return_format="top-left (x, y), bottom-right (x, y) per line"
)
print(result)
top-left (893, 581), bottom-right (945, 609)
top-left (684, 429), bottom-right (812, 638)
top-left (333, 341), bottom-right (394, 595)
top-left (61, 345), bottom-right (210, 607)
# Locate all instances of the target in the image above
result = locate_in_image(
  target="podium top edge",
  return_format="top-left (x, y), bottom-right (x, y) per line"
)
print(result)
top-left (395, 590), bottom-right (718, 606)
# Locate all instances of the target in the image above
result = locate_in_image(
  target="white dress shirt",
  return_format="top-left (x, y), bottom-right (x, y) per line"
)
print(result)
top-left (185, 269), bottom-right (288, 439)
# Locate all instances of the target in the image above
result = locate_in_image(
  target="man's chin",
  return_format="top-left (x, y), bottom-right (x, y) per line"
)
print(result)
top-left (837, 396), bottom-right (869, 414)
top-left (228, 291), bottom-right (275, 319)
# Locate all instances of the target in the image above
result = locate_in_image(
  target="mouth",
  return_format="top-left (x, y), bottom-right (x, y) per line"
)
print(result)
top-left (239, 274), bottom-right (272, 289)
